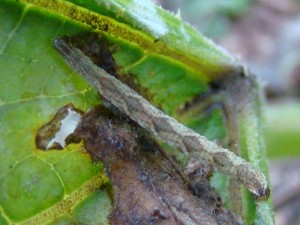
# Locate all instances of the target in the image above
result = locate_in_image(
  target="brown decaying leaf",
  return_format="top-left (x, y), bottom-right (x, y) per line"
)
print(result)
top-left (73, 105), bottom-right (242, 225)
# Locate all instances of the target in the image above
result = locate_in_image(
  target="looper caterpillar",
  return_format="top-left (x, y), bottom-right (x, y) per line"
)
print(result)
top-left (54, 38), bottom-right (269, 200)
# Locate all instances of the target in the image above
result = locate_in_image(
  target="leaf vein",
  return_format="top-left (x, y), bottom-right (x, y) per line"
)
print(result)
top-left (0, 5), bottom-right (28, 54)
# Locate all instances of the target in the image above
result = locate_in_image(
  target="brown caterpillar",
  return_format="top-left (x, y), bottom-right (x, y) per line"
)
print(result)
top-left (54, 38), bottom-right (269, 200)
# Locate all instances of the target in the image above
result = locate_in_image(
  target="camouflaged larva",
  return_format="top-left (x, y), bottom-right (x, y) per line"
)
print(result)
top-left (54, 38), bottom-right (270, 200)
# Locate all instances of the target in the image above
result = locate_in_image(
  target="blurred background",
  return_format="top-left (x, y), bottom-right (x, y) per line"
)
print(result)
top-left (153, 0), bottom-right (300, 224)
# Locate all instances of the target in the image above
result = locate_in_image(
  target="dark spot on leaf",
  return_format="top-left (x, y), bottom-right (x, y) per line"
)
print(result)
top-left (59, 32), bottom-right (118, 77)
top-left (176, 86), bottom-right (223, 114)
top-left (59, 31), bottom-right (155, 106)
top-left (70, 105), bottom-right (242, 225)
top-left (104, 24), bottom-right (109, 32)
top-left (150, 208), bottom-right (167, 221)
top-left (73, 105), bottom-right (139, 161)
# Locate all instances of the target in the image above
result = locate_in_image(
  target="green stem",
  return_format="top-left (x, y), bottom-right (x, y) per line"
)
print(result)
top-left (238, 75), bottom-right (274, 225)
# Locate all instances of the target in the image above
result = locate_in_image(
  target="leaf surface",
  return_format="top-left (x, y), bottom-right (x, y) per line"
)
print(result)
top-left (0, 0), bottom-right (273, 224)
top-left (0, 1), bottom-right (110, 224)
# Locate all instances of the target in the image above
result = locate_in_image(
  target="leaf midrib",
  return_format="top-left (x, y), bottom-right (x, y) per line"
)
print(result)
top-left (20, 0), bottom-right (239, 81)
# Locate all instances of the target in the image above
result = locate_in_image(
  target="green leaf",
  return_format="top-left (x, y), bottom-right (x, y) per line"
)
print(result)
top-left (0, 0), bottom-right (273, 224)
top-left (0, 1), bottom-right (110, 224)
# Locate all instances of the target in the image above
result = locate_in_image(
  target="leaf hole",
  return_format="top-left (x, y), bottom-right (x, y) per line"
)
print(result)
top-left (35, 104), bottom-right (83, 150)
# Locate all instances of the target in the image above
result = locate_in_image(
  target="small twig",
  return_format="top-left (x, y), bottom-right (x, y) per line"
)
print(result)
top-left (54, 38), bottom-right (269, 199)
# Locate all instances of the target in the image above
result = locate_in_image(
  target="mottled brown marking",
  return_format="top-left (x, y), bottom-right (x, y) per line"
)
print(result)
top-left (73, 105), bottom-right (243, 225)
top-left (59, 32), bottom-right (154, 103)
top-left (61, 32), bottom-right (118, 77)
